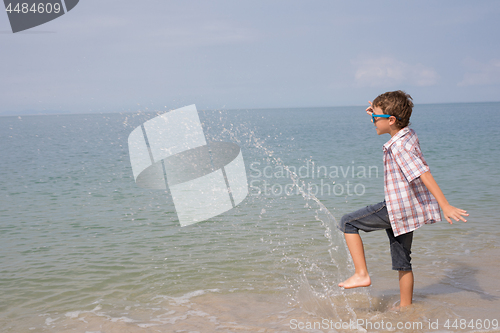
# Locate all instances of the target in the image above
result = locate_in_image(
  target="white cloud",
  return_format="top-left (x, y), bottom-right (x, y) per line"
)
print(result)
top-left (458, 58), bottom-right (500, 86)
top-left (352, 57), bottom-right (439, 87)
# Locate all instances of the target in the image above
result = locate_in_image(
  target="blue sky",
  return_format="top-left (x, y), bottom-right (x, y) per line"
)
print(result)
top-left (1, 1), bottom-right (499, 115)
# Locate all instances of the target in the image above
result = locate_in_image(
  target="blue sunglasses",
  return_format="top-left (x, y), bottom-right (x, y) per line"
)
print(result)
top-left (371, 114), bottom-right (402, 123)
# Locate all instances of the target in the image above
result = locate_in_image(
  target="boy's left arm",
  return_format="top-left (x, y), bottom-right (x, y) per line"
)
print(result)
top-left (420, 171), bottom-right (469, 224)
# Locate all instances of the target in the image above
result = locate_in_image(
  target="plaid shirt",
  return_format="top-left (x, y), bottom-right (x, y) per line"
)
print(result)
top-left (383, 127), bottom-right (441, 236)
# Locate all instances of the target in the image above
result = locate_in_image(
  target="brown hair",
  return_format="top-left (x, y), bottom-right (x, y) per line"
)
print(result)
top-left (372, 90), bottom-right (413, 128)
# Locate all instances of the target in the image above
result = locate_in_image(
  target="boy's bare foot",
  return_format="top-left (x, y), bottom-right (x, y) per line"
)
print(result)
top-left (338, 273), bottom-right (371, 289)
top-left (389, 301), bottom-right (412, 312)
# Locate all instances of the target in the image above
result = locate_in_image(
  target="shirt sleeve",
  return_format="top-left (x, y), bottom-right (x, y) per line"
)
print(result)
top-left (391, 143), bottom-right (430, 183)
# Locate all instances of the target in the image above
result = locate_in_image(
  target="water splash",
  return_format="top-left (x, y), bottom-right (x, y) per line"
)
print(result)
top-left (122, 108), bottom-right (367, 320)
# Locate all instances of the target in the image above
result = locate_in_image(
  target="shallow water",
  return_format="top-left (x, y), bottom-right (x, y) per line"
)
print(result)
top-left (1, 103), bottom-right (499, 332)
top-left (6, 246), bottom-right (500, 333)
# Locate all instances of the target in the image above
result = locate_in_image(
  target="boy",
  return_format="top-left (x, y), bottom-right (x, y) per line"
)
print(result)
top-left (338, 90), bottom-right (468, 308)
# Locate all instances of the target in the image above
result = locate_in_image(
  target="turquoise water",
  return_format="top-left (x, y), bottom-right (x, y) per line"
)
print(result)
top-left (1, 103), bottom-right (499, 332)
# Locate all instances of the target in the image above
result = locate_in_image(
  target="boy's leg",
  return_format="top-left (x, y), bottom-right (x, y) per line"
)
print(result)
top-left (338, 202), bottom-right (391, 289)
top-left (399, 271), bottom-right (414, 307)
top-left (338, 233), bottom-right (371, 288)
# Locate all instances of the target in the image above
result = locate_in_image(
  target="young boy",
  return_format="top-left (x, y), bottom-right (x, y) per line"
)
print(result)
top-left (338, 90), bottom-right (468, 308)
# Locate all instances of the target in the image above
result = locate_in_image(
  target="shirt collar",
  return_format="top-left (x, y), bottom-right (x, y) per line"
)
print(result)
top-left (383, 127), bottom-right (410, 152)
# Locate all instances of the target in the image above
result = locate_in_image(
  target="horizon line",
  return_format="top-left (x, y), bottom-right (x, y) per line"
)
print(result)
top-left (1, 100), bottom-right (499, 117)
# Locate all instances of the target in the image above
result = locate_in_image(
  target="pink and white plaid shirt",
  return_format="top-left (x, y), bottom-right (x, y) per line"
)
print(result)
top-left (383, 127), bottom-right (441, 236)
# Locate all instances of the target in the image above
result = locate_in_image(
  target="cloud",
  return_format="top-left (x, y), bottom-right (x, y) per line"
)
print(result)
top-left (458, 58), bottom-right (500, 86)
top-left (352, 57), bottom-right (439, 87)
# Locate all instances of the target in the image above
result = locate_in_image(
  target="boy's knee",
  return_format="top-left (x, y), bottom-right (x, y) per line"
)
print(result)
top-left (338, 214), bottom-right (348, 231)
top-left (339, 214), bottom-right (358, 234)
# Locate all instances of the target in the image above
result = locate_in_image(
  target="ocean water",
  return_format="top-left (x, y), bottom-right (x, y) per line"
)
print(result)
top-left (1, 102), bottom-right (499, 332)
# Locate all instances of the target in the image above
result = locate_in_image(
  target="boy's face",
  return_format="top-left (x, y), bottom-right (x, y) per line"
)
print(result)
top-left (372, 106), bottom-right (392, 136)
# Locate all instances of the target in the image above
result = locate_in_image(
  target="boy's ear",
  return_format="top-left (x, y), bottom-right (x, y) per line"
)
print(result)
top-left (389, 116), bottom-right (398, 126)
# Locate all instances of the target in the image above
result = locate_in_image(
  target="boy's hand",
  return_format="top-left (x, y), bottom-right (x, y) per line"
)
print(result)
top-left (366, 101), bottom-right (373, 115)
top-left (442, 204), bottom-right (468, 224)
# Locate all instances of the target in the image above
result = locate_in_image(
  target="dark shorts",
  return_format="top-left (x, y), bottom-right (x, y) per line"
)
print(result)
top-left (338, 201), bottom-right (413, 271)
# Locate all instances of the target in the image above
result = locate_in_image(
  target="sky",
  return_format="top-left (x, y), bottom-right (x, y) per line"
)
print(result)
top-left (1, 0), bottom-right (499, 115)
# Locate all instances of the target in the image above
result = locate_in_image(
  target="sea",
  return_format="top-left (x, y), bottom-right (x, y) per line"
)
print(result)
top-left (1, 102), bottom-right (499, 333)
